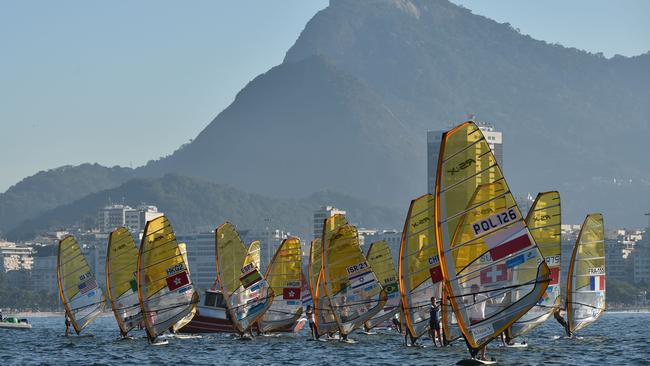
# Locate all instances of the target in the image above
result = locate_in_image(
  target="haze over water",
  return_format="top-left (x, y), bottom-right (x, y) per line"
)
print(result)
top-left (2, 312), bottom-right (647, 365)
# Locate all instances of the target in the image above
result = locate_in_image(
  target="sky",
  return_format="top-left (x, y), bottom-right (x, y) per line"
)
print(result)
top-left (1, 0), bottom-right (648, 192)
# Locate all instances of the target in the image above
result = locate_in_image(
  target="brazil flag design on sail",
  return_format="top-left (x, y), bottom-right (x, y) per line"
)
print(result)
top-left (106, 227), bottom-right (143, 337)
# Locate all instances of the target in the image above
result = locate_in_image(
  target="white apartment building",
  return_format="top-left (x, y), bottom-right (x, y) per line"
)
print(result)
top-left (98, 203), bottom-right (163, 233)
top-left (0, 241), bottom-right (34, 272)
top-left (241, 228), bottom-right (294, 273)
top-left (313, 206), bottom-right (346, 239)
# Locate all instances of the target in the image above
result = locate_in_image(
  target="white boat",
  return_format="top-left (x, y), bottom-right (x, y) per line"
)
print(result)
top-left (0, 317), bottom-right (32, 330)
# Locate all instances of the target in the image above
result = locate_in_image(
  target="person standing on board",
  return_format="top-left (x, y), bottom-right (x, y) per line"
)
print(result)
top-left (392, 312), bottom-right (402, 334)
top-left (466, 284), bottom-right (490, 361)
top-left (553, 308), bottom-right (570, 336)
top-left (428, 297), bottom-right (442, 346)
top-left (64, 315), bottom-right (71, 336)
top-left (306, 305), bottom-right (318, 340)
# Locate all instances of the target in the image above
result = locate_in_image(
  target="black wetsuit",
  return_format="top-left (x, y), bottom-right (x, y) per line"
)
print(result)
top-left (429, 304), bottom-right (440, 330)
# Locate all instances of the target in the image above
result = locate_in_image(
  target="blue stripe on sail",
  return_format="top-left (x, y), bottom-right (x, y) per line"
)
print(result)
top-left (351, 278), bottom-right (375, 289)
top-left (506, 254), bottom-right (525, 268)
top-left (349, 271), bottom-right (371, 281)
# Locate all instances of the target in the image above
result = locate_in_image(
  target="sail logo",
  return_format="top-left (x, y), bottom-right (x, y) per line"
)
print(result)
top-left (347, 262), bottom-right (369, 275)
top-left (533, 214), bottom-right (552, 222)
top-left (411, 216), bottom-right (430, 228)
top-left (428, 255), bottom-right (440, 266)
top-left (166, 263), bottom-right (185, 276)
top-left (588, 267), bottom-right (605, 275)
top-left (589, 275), bottom-right (605, 291)
top-left (471, 208), bottom-right (518, 237)
top-left (447, 158), bottom-right (475, 176)
top-left (166, 271), bottom-right (190, 291)
top-left (470, 323), bottom-right (494, 342)
top-left (480, 264), bottom-right (508, 284)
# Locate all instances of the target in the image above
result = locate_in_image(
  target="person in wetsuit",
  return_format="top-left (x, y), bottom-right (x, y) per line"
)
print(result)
top-left (428, 297), bottom-right (442, 347)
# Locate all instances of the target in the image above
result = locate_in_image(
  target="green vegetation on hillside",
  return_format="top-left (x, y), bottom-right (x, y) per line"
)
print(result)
top-left (7, 174), bottom-right (404, 241)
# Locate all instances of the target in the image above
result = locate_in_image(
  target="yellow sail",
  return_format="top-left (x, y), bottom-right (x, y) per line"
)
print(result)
top-left (258, 237), bottom-right (303, 332)
top-left (364, 240), bottom-right (400, 330)
top-left (246, 241), bottom-right (261, 270)
top-left (315, 214), bottom-right (348, 335)
top-left (106, 227), bottom-right (142, 337)
top-left (137, 216), bottom-right (198, 342)
top-left (434, 122), bottom-right (550, 356)
top-left (323, 224), bottom-right (387, 336)
top-left (397, 195), bottom-right (450, 341)
top-left (566, 213), bottom-right (605, 335)
top-left (508, 192), bottom-right (562, 339)
top-left (308, 238), bottom-right (323, 334)
top-left (57, 236), bottom-right (105, 334)
top-left (215, 222), bottom-right (273, 334)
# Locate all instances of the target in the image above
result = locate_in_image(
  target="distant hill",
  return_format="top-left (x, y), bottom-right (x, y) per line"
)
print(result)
top-left (0, 164), bottom-right (134, 235)
top-left (6, 174), bottom-right (403, 241)
top-left (2, 0), bottom-right (649, 230)
top-left (140, 0), bottom-right (649, 226)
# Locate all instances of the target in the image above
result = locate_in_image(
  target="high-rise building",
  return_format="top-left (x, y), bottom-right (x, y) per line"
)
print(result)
top-left (177, 232), bottom-right (217, 290)
top-left (427, 121), bottom-right (503, 194)
top-left (313, 206), bottom-right (346, 239)
top-left (241, 228), bottom-right (293, 273)
top-left (0, 240), bottom-right (33, 272)
top-left (98, 203), bottom-right (163, 233)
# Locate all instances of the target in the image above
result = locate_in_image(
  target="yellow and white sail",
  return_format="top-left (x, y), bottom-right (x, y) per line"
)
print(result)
top-left (258, 237), bottom-right (303, 332)
top-left (507, 192), bottom-right (562, 339)
top-left (314, 214), bottom-right (348, 335)
top-left (215, 222), bottom-right (273, 334)
top-left (57, 236), bottom-right (105, 334)
top-left (323, 224), bottom-right (387, 336)
top-left (566, 213), bottom-right (605, 335)
top-left (106, 227), bottom-right (142, 337)
top-left (246, 241), bottom-right (261, 270)
top-left (137, 216), bottom-right (199, 342)
top-left (364, 240), bottom-right (400, 330)
top-left (434, 122), bottom-right (550, 357)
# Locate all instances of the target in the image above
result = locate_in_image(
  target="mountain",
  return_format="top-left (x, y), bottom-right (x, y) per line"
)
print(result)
top-left (141, 0), bottom-right (648, 225)
top-left (6, 174), bottom-right (403, 241)
top-left (139, 55), bottom-right (418, 207)
top-left (0, 164), bottom-right (134, 235)
top-left (3, 0), bottom-right (649, 230)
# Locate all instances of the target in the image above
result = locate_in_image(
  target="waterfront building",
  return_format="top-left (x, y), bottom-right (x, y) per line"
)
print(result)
top-left (427, 121), bottom-right (502, 194)
top-left (30, 244), bottom-right (59, 294)
top-left (177, 232), bottom-right (217, 290)
top-left (0, 240), bottom-right (33, 272)
top-left (125, 205), bottom-right (164, 233)
top-left (313, 206), bottom-right (346, 239)
top-left (98, 203), bottom-right (164, 233)
top-left (241, 228), bottom-right (294, 273)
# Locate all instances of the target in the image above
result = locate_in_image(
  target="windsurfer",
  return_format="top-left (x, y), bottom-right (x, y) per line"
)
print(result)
top-left (64, 315), bottom-right (71, 336)
top-left (553, 308), bottom-right (569, 335)
top-left (428, 297), bottom-right (442, 346)
top-left (392, 313), bottom-right (402, 333)
top-left (466, 284), bottom-right (491, 360)
top-left (306, 305), bottom-right (318, 339)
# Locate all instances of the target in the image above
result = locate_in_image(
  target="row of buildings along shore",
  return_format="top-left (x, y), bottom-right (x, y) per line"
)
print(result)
top-left (1, 122), bottom-right (648, 306)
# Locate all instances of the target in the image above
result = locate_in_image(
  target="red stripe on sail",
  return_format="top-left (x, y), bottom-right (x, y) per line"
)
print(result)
top-left (489, 234), bottom-right (531, 261)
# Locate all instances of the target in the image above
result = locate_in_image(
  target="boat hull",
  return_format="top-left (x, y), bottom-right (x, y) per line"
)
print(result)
top-left (178, 305), bottom-right (235, 333)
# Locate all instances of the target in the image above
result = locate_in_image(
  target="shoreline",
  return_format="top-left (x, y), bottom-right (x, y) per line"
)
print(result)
top-left (9, 311), bottom-right (114, 318)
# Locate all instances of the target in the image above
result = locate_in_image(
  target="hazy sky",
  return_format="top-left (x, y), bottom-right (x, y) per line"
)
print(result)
top-left (1, 0), bottom-right (648, 192)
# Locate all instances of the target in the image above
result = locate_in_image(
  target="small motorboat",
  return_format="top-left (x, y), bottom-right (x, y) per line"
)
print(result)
top-left (0, 317), bottom-right (32, 330)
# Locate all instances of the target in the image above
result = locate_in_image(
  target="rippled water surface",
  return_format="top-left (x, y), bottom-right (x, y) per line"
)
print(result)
top-left (1, 312), bottom-right (647, 365)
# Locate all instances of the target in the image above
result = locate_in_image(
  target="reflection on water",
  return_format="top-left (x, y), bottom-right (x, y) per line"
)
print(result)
top-left (0, 312), bottom-right (647, 365)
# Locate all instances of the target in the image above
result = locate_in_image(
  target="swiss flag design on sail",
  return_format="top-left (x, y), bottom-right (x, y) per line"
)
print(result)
top-left (166, 271), bottom-right (190, 291)
top-left (429, 265), bottom-right (443, 283)
top-left (480, 263), bottom-right (508, 284)
top-left (549, 267), bottom-right (560, 285)
top-left (283, 287), bottom-right (301, 300)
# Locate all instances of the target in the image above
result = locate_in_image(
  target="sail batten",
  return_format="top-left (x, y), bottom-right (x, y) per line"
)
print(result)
top-left (434, 122), bottom-right (550, 355)
top-left (137, 216), bottom-right (199, 342)
top-left (566, 213), bottom-right (606, 335)
top-left (258, 237), bottom-right (303, 333)
top-left (323, 224), bottom-right (387, 336)
top-left (215, 222), bottom-right (273, 334)
top-left (364, 240), bottom-right (400, 330)
top-left (106, 227), bottom-right (143, 336)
